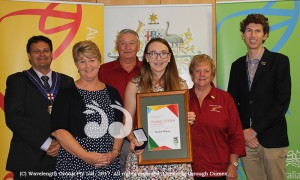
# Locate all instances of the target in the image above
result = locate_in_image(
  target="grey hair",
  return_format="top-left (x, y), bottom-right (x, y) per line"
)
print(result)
top-left (116, 29), bottom-right (139, 42)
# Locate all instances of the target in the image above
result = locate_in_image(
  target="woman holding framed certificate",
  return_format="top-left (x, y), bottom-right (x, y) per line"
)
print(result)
top-left (124, 38), bottom-right (195, 179)
top-left (188, 54), bottom-right (245, 180)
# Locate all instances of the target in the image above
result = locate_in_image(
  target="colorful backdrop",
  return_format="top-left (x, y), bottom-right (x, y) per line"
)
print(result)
top-left (1, 0), bottom-right (299, 179)
top-left (104, 4), bottom-right (213, 88)
top-left (216, 0), bottom-right (300, 179)
top-left (0, 1), bottom-right (104, 179)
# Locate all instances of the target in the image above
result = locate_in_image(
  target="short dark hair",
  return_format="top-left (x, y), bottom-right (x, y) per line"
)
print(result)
top-left (26, 35), bottom-right (53, 53)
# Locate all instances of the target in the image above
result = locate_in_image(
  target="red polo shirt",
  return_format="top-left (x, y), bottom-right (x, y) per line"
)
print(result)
top-left (189, 83), bottom-right (245, 177)
top-left (99, 57), bottom-right (141, 102)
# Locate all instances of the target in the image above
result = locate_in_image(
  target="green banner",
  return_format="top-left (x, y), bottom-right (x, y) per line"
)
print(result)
top-left (216, 1), bottom-right (300, 179)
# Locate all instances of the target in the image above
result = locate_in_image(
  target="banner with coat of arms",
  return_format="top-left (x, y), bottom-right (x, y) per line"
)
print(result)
top-left (104, 4), bottom-right (213, 88)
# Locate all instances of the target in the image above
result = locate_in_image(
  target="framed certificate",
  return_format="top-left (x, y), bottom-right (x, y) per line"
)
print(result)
top-left (136, 90), bottom-right (192, 165)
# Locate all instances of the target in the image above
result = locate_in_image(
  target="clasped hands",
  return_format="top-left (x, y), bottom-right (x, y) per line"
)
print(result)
top-left (47, 140), bottom-right (118, 168)
top-left (47, 139), bottom-right (60, 157)
top-left (244, 128), bottom-right (259, 149)
top-left (83, 150), bottom-right (119, 168)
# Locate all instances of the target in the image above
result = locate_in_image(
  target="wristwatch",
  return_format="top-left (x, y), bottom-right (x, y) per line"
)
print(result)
top-left (232, 162), bottom-right (238, 167)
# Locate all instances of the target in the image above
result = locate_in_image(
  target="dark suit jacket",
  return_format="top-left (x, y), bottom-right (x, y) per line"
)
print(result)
top-left (227, 48), bottom-right (291, 148)
top-left (4, 68), bottom-right (73, 171)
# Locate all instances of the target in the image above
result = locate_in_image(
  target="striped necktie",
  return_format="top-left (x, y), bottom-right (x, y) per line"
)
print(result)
top-left (41, 76), bottom-right (50, 91)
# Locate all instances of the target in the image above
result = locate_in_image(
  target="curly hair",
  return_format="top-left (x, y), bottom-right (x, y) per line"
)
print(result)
top-left (240, 14), bottom-right (270, 35)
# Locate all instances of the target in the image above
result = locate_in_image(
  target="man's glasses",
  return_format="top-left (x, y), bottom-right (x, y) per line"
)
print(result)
top-left (146, 51), bottom-right (170, 59)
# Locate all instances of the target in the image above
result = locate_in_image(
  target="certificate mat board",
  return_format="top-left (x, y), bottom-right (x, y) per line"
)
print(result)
top-left (136, 90), bottom-right (192, 165)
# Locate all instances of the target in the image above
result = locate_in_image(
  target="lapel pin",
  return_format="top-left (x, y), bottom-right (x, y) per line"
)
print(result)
top-left (261, 61), bottom-right (266, 65)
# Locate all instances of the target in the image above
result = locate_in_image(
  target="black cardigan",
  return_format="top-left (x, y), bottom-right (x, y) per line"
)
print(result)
top-left (51, 82), bottom-right (123, 138)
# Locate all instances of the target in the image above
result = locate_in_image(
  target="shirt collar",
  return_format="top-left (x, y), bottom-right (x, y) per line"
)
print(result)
top-left (246, 47), bottom-right (265, 62)
top-left (207, 82), bottom-right (217, 102)
top-left (190, 82), bottom-right (217, 102)
top-left (110, 57), bottom-right (141, 71)
top-left (32, 68), bottom-right (52, 82)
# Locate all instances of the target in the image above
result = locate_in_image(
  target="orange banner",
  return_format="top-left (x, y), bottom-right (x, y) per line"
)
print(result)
top-left (0, 1), bottom-right (104, 179)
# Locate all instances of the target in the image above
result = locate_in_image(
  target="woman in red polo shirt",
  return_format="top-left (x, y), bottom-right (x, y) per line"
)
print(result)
top-left (189, 54), bottom-right (245, 180)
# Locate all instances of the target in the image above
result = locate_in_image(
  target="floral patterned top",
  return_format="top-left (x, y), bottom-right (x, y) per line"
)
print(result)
top-left (124, 75), bottom-right (193, 180)
top-left (131, 75), bottom-right (186, 93)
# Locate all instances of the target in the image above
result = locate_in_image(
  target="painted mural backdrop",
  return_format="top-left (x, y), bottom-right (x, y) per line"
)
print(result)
top-left (0, 1), bottom-right (104, 179)
top-left (216, 0), bottom-right (299, 179)
top-left (104, 4), bottom-right (213, 88)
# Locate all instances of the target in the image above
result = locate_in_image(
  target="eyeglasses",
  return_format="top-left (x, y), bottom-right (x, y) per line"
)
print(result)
top-left (146, 51), bottom-right (170, 59)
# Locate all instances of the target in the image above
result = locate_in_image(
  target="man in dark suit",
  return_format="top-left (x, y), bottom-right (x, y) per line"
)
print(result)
top-left (4, 35), bottom-right (73, 179)
top-left (227, 14), bottom-right (291, 180)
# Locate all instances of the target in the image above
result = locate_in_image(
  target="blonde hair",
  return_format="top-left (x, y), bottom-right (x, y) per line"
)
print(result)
top-left (72, 40), bottom-right (101, 63)
top-left (189, 54), bottom-right (216, 79)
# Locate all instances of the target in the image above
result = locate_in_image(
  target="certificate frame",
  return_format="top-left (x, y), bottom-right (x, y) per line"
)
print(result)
top-left (136, 90), bottom-right (192, 165)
